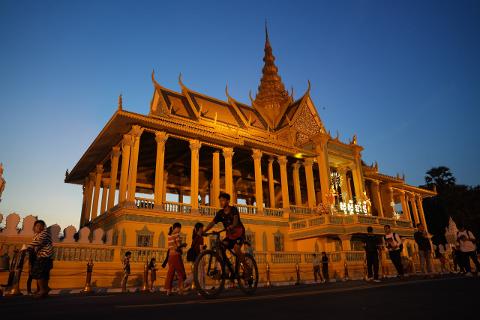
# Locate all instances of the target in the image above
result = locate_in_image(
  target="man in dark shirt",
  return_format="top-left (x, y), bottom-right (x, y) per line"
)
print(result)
top-left (414, 223), bottom-right (433, 275)
top-left (364, 226), bottom-right (381, 282)
top-left (203, 193), bottom-right (245, 259)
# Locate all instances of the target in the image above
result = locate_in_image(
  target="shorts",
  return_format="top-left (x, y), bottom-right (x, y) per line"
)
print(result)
top-left (31, 257), bottom-right (53, 280)
top-left (223, 236), bottom-right (244, 250)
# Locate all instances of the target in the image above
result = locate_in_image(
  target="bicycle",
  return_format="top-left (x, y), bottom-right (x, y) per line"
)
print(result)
top-left (193, 229), bottom-right (259, 298)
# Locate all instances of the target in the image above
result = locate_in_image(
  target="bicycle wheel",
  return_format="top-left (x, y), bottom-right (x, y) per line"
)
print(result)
top-left (193, 249), bottom-right (225, 298)
top-left (236, 253), bottom-right (259, 295)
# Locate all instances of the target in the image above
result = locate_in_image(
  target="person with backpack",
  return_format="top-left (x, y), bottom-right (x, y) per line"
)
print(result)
top-left (456, 225), bottom-right (480, 276)
top-left (383, 225), bottom-right (405, 277)
top-left (414, 223), bottom-right (433, 276)
top-left (364, 226), bottom-right (381, 282)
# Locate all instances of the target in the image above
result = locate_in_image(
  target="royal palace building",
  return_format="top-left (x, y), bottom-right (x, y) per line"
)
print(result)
top-left (64, 29), bottom-right (436, 260)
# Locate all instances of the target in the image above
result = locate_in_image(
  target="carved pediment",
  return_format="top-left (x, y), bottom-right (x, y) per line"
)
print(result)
top-left (292, 102), bottom-right (325, 147)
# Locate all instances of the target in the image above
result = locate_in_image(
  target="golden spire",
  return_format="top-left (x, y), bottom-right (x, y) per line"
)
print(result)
top-left (253, 22), bottom-right (291, 127)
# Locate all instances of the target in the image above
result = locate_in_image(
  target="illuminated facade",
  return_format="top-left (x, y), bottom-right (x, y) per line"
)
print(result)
top-left (64, 28), bottom-right (436, 257)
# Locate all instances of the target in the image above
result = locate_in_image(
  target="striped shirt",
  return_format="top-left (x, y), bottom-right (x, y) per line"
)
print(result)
top-left (28, 229), bottom-right (53, 258)
top-left (168, 232), bottom-right (182, 254)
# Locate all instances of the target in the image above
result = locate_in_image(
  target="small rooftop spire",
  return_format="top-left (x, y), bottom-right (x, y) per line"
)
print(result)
top-left (118, 94), bottom-right (123, 110)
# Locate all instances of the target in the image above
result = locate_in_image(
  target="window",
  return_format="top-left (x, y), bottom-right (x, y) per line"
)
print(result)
top-left (274, 231), bottom-right (284, 252)
top-left (137, 234), bottom-right (153, 247)
top-left (136, 225), bottom-right (154, 247)
top-left (158, 231), bottom-right (166, 248)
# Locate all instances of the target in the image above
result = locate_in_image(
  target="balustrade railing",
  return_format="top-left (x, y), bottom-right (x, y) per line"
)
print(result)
top-left (162, 201), bottom-right (192, 214)
top-left (199, 205), bottom-right (218, 217)
top-left (264, 207), bottom-right (284, 217)
top-left (120, 247), bottom-right (168, 263)
top-left (236, 204), bottom-right (257, 215)
top-left (290, 205), bottom-right (315, 215)
top-left (343, 251), bottom-right (366, 262)
top-left (135, 197), bottom-right (155, 210)
top-left (53, 246), bottom-right (115, 262)
top-left (289, 213), bottom-right (415, 232)
top-left (270, 252), bottom-right (302, 264)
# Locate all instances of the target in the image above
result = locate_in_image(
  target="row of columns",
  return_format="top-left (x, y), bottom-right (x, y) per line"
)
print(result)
top-left (366, 179), bottom-right (428, 231)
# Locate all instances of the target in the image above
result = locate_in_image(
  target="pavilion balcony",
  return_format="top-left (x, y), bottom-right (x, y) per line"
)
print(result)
top-left (132, 196), bottom-right (286, 218)
top-left (288, 214), bottom-right (414, 240)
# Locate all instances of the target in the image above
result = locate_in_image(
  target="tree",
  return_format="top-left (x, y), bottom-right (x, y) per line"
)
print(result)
top-left (422, 166), bottom-right (480, 244)
top-left (425, 166), bottom-right (456, 189)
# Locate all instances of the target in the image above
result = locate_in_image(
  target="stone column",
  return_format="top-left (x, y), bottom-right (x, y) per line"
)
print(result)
top-left (118, 134), bottom-right (132, 203)
top-left (313, 134), bottom-right (330, 204)
top-left (399, 191), bottom-right (411, 221)
top-left (416, 195), bottom-right (428, 231)
top-left (154, 131), bottom-right (168, 206)
top-left (278, 156), bottom-right (290, 210)
top-left (107, 146), bottom-right (121, 210)
top-left (100, 178), bottom-right (109, 215)
top-left (80, 178), bottom-right (90, 226)
top-left (212, 151), bottom-right (220, 207)
top-left (337, 167), bottom-right (349, 202)
top-left (84, 173), bottom-right (95, 222)
top-left (223, 147), bottom-right (234, 199)
top-left (189, 139), bottom-right (201, 210)
top-left (163, 172), bottom-right (169, 203)
top-left (410, 193), bottom-right (420, 225)
top-left (292, 161), bottom-right (302, 206)
top-left (370, 180), bottom-right (383, 217)
top-left (127, 125), bottom-right (144, 202)
top-left (386, 186), bottom-right (395, 217)
top-left (304, 158), bottom-right (316, 208)
top-left (268, 157), bottom-right (275, 208)
top-left (91, 164), bottom-right (104, 220)
top-left (252, 149), bottom-right (264, 213)
top-left (352, 148), bottom-right (365, 201)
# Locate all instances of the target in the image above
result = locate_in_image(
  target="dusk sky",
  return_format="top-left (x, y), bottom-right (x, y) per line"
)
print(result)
top-left (0, 0), bottom-right (479, 229)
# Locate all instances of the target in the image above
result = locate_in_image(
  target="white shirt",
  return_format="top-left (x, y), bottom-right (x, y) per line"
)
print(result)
top-left (384, 232), bottom-right (402, 251)
top-left (457, 230), bottom-right (476, 252)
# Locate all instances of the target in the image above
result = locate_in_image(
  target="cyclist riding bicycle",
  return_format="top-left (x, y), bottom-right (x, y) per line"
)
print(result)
top-left (202, 192), bottom-right (245, 262)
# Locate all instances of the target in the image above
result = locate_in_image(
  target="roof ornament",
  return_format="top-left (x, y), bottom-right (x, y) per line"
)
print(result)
top-left (335, 130), bottom-right (340, 141)
top-left (214, 112), bottom-right (218, 125)
top-left (178, 72), bottom-right (185, 89)
top-left (248, 90), bottom-right (255, 106)
top-left (350, 134), bottom-right (357, 145)
top-left (118, 94), bottom-right (123, 111)
top-left (290, 86), bottom-right (294, 100)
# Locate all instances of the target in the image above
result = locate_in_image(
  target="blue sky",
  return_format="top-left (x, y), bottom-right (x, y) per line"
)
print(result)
top-left (0, 0), bottom-right (479, 228)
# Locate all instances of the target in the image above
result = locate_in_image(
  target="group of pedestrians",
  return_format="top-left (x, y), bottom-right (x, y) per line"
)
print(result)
top-left (360, 223), bottom-right (479, 281)
top-left (121, 192), bottom-right (245, 295)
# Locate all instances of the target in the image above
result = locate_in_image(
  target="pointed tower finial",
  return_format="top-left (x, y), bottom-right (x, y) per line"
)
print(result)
top-left (265, 19), bottom-right (269, 43)
top-left (118, 94), bottom-right (123, 110)
top-left (253, 22), bottom-right (291, 128)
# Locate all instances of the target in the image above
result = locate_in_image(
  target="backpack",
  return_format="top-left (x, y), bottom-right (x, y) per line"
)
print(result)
top-left (384, 233), bottom-right (403, 251)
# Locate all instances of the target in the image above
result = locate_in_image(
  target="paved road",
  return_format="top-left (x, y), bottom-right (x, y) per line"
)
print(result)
top-left (1, 276), bottom-right (478, 319)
